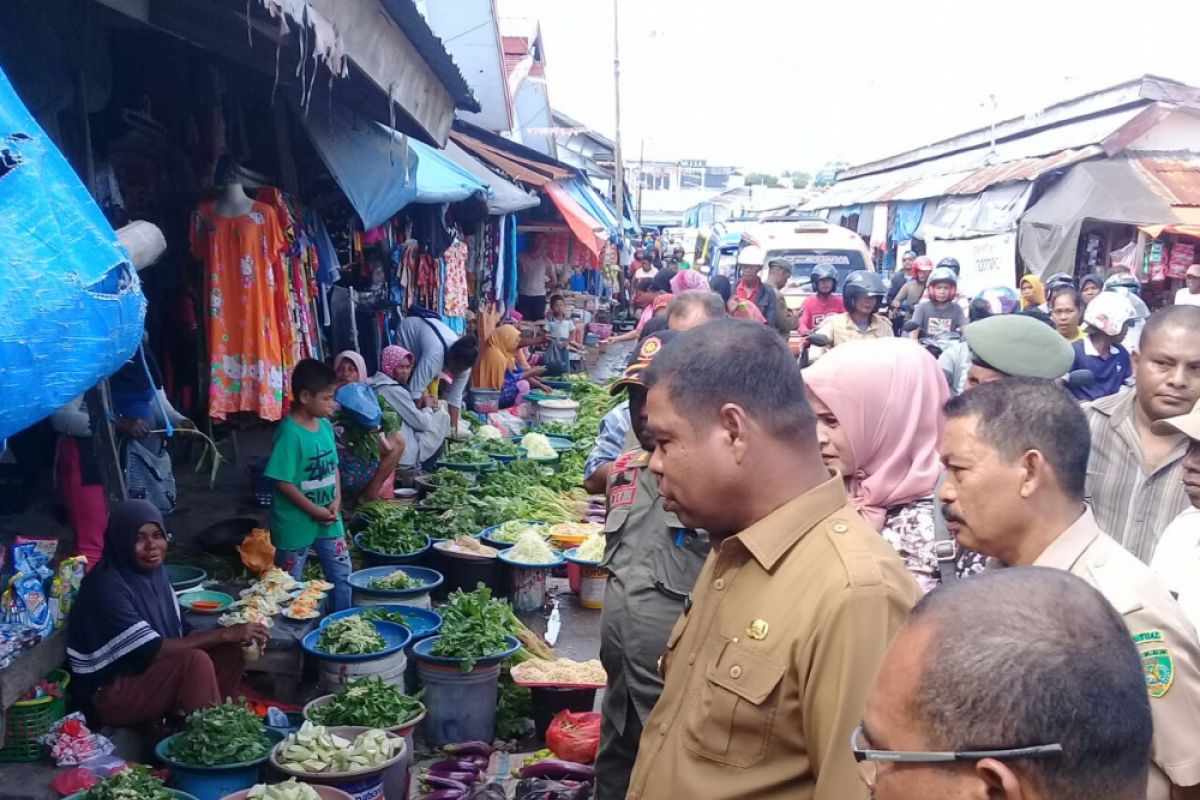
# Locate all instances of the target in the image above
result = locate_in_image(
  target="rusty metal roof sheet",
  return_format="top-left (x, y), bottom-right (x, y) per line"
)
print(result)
top-left (1129, 151), bottom-right (1200, 205)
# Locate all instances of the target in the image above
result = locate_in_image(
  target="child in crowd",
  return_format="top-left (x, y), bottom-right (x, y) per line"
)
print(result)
top-left (545, 294), bottom-right (586, 375)
top-left (910, 267), bottom-right (965, 340)
top-left (265, 359), bottom-right (351, 611)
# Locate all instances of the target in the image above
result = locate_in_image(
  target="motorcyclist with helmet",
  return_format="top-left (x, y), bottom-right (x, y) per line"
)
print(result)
top-left (1102, 272), bottom-right (1150, 351)
top-left (1044, 272), bottom-right (1076, 301)
top-left (909, 266), bottom-right (966, 340)
top-left (796, 263), bottom-right (845, 334)
top-left (890, 255), bottom-right (935, 333)
top-left (765, 258), bottom-right (799, 337)
top-left (1067, 291), bottom-right (1137, 402)
top-left (808, 270), bottom-right (893, 360)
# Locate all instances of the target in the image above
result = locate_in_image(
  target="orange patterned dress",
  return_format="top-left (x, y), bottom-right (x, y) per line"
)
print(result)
top-left (190, 200), bottom-right (292, 421)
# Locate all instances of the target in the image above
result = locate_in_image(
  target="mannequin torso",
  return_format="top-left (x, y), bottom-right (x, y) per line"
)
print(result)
top-left (212, 182), bottom-right (255, 218)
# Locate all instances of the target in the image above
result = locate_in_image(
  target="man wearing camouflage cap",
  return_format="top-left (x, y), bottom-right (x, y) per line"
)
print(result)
top-left (595, 332), bottom-right (710, 800)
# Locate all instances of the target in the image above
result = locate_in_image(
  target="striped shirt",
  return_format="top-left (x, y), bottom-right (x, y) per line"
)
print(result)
top-left (1083, 388), bottom-right (1190, 563)
top-left (584, 401), bottom-right (631, 480)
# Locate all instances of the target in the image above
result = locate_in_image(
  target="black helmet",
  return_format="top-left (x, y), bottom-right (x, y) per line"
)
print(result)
top-left (1045, 272), bottom-right (1076, 295)
top-left (936, 257), bottom-right (961, 276)
top-left (809, 264), bottom-right (838, 293)
top-left (927, 266), bottom-right (958, 286)
top-left (842, 270), bottom-right (887, 310)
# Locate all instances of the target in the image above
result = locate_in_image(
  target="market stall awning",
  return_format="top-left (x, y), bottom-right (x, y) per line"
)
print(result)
top-left (441, 139), bottom-right (540, 214)
top-left (302, 106), bottom-right (487, 229)
top-left (449, 130), bottom-right (571, 186)
top-left (542, 182), bottom-right (605, 256)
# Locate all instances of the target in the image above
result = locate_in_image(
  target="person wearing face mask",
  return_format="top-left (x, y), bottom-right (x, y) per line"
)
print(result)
top-left (804, 338), bottom-right (984, 592)
top-left (370, 345), bottom-right (451, 470)
top-left (68, 500), bottom-right (269, 726)
top-left (939, 378), bottom-right (1200, 800)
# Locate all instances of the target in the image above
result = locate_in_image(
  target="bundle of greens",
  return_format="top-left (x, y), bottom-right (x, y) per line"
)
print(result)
top-left (359, 607), bottom-right (427, 628)
top-left (358, 506), bottom-right (425, 555)
top-left (85, 766), bottom-right (174, 800)
top-left (317, 616), bottom-right (387, 655)
top-left (416, 505), bottom-right (482, 540)
top-left (369, 569), bottom-right (418, 591)
top-left (170, 700), bottom-right (270, 766)
top-left (475, 437), bottom-right (521, 457)
top-left (439, 445), bottom-right (493, 467)
top-left (431, 586), bottom-right (516, 671)
top-left (532, 421), bottom-right (574, 439)
top-left (422, 469), bottom-right (474, 490)
top-left (308, 676), bottom-right (423, 729)
top-left (334, 392), bottom-right (402, 462)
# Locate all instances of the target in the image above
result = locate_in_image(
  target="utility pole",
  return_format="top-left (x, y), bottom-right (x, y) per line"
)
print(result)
top-left (637, 138), bottom-right (644, 228)
top-left (612, 0), bottom-right (624, 230)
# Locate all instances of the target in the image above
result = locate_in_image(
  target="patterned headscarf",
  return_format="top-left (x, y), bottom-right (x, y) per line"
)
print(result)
top-left (381, 345), bottom-right (415, 379)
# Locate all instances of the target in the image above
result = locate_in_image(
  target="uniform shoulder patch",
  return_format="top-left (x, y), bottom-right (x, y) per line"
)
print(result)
top-left (1142, 647), bottom-right (1175, 698)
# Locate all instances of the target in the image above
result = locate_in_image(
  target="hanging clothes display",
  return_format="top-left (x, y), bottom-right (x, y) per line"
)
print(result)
top-left (442, 239), bottom-right (469, 323)
top-left (190, 199), bottom-right (291, 422)
top-left (257, 187), bottom-right (321, 363)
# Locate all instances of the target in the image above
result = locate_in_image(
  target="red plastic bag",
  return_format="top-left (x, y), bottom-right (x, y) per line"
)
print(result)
top-left (51, 768), bottom-right (98, 795)
top-left (545, 710), bottom-right (601, 763)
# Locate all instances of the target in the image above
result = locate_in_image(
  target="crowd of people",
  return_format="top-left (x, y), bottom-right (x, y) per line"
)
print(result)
top-left (585, 248), bottom-right (1200, 799)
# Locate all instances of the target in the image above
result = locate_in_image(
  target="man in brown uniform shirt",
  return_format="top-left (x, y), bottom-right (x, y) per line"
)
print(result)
top-left (626, 320), bottom-right (921, 800)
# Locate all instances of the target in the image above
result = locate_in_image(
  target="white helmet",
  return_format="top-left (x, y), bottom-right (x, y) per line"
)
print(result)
top-left (1083, 291), bottom-right (1136, 336)
top-left (737, 244), bottom-right (765, 267)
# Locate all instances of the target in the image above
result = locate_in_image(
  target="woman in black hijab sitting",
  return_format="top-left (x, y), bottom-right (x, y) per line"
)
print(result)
top-left (67, 500), bottom-right (268, 725)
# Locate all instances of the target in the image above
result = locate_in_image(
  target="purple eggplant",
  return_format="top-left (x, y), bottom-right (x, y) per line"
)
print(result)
top-left (443, 740), bottom-right (493, 757)
top-left (519, 759), bottom-right (597, 781)
top-left (426, 770), bottom-right (479, 784)
top-left (411, 792), bottom-right (465, 800)
top-left (426, 759), bottom-right (482, 774)
top-left (422, 774), bottom-right (471, 792)
top-left (471, 754), bottom-right (490, 770)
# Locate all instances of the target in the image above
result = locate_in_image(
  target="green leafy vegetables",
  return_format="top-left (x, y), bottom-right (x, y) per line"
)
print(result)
top-left (475, 437), bottom-right (521, 456)
top-left (85, 766), bottom-right (173, 800)
top-left (432, 586), bottom-right (516, 671)
top-left (423, 469), bottom-right (474, 490)
top-left (357, 504), bottom-right (425, 555)
top-left (369, 569), bottom-right (418, 590)
top-left (317, 616), bottom-right (387, 655)
top-left (308, 676), bottom-right (423, 729)
top-left (440, 445), bottom-right (493, 467)
top-left (334, 391), bottom-right (402, 462)
top-left (170, 700), bottom-right (270, 766)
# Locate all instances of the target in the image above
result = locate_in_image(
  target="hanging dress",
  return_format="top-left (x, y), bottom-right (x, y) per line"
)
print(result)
top-left (190, 200), bottom-right (290, 422)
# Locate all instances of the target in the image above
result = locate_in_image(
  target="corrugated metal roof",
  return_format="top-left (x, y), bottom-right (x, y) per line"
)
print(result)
top-left (1130, 151), bottom-right (1200, 206)
top-left (379, 0), bottom-right (480, 112)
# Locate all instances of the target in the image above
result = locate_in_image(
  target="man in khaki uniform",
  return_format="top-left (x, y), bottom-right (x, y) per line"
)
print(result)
top-left (595, 331), bottom-right (710, 800)
top-left (627, 320), bottom-right (921, 800)
top-left (940, 378), bottom-right (1200, 799)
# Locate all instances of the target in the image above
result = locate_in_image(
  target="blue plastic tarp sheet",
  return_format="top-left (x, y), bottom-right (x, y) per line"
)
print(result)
top-left (302, 106), bottom-right (487, 229)
top-left (0, 66), bottom-right (144, 440)
top-left (891, 200), bottom-right (924, 241)
top-left (562, 177), bottom-right (616, 235)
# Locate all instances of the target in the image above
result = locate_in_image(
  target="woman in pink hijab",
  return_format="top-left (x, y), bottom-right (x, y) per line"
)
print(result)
top-left (803, 337), bottom-right (982, 591)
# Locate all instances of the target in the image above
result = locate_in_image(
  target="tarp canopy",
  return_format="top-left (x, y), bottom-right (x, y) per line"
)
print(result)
top-left (0, 66), bottom-right (144, 439)
top-left (1018, 158), bottom-right (1182, 276)
top-left (543, 181), bottom-right (605, 255)
top-left (917, 183), bottom-right (1034, 241)
top-left (441, 138), bottom-right (539, 214)
top-left (303, 107), bottom-right (488, 229)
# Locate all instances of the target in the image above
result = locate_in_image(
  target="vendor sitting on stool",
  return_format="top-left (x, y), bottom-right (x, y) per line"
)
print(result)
top-left (67, 500), bottom-right (269, 727)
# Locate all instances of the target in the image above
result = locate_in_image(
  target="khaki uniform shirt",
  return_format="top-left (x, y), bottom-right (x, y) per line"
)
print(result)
top-left (626, 476), bottom-right (921, 800)
top-left (601, 446), bottom-right (710, 732)
top-left (810, 312), bottom-right (893, 359)
top-left (996, 509), bottom-right (1200, 797)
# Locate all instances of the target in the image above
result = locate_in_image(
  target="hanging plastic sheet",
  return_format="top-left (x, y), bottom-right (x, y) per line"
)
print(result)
top-left (0, 66), bottom-right (144, 440)
top-left (891, 200), bottom-right (925, 241)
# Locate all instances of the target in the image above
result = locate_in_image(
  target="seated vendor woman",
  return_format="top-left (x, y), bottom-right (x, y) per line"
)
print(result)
top-left (334, 350), bottom-right (405, 502)
top-left (67, 500), bottom-right (269, 727)
top-left (472, 323), bottom-right (550, 407)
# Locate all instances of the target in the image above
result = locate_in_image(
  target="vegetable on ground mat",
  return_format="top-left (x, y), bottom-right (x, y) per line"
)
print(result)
top-left (308, 676), bottom-right (424, 729)
top-left (169, 699), bottom-right (270, 766)
top-left (316, 616), bottom-right (387, 655)
top-left (279, 722), bottom-right (397, 773)
top-left (85, 766), bottom-right (173, 800)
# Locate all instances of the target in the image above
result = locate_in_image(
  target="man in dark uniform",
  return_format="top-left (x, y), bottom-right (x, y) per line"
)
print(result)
top-left (595, 331), bottom-right (710, 800)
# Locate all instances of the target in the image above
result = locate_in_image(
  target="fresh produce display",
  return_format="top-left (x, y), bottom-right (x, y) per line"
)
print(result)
top-left (440, 445), bottom-right (493, 467)
top-left (417, 506), bottom-right (484, 540)
top-left (511, 658), bottom-right (607, 685)
top-left (316, 616), bottom-right (387, 655)
top-left (434, 536), bottom-right (499, 559)
top-left (472, 425), bottom-right (503, 440)
top-left (533, 421), bottom-right (574, 438)
top-left (487, 521), bottom-right (549, 544)
top-left (504, 530), bottom-right (557, 564)
top-left (475, 437), bottom-right (520, 457)
top-left (415, 741), bottom-right (497, 799)
top-left (334, 391), bottom-right (401, 462)
top-left (308, 676), bottom-right (424, 729)
top-left (359, 607), bottom-right (429, 628)
top-left (84, 766), bottom-right (173, 800)
top-left (431, 586), bottom-right (517, 670)
top-left (576, 530), bottom-right (606, 562)
top-left (520, 432), bottom-right (557, 459)
top-left (246, 779), bottom-right (324, 800)
top-left (422, 470), bottom-right (474, 490)
top-left (278, 722), bottom-right (397, 774)
top-left (170, 700), bottom-right (271, 766)
top-left (369, 569), bottom-right (418, 590)
top-left (358, 505), bottom-right (426, 555)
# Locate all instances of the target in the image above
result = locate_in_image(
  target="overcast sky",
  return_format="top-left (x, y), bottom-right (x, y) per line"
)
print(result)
top-left (499, 0), bottom-right (1200, 173)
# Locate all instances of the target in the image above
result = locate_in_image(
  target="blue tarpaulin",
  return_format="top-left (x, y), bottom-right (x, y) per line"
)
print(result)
top-left (891, 200), bottom-right (925, 241)
top-left (0, 66), bottom-right (145, 440)
top-left (302, 108), bottom-right (488, 229)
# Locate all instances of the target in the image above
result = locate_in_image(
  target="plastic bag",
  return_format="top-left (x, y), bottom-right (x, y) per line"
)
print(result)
top-left (335, 383), bottom-right (383, 429)
top-left (545, 710), bottom-right (601, 763)
top-left (41, 712), bottom-right (116, 766)
top-left (50, 768), bottom-right (100, 795)
top-left (237, 528), bottom-right (276, 574)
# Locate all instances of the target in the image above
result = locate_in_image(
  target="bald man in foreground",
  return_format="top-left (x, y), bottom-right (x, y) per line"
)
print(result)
top-left (860, 567), bottom-right (1152, 800)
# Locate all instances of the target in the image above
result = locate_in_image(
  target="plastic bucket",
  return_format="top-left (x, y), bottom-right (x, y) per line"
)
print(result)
top-left (155, 730), bottom-right (282, 800)
top-left (530, 687), bottom-right (598, 741)
top-left (433, 551), bottom-right (504, 600)
top-left (566, 560), bottom-right (582, 593)
top-left (318, 648), bottom-right (408, 694)
top-left (416, 660), bottom-right (502, 747)
top-left (470, 388), bottom-right (501, 415)
top-left (535, 399), bottom-right (579, 427)
top-left (506, 564), bottom-right (551, 612)
top-left (221, 788), bottom-right (352, 800)
top-left (579, 565), bottom-right (606, 610)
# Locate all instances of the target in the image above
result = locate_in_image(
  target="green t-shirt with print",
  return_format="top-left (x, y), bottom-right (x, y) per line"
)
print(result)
top-left (265, 415), bottom-right (344, 550)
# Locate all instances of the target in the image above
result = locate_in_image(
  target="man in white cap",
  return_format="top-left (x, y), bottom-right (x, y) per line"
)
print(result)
top-left (1151, 401), bottom-right (1200, 634)
top-left (733, 245), bottom-right (777, 323)
top-left (1176, 264), bottom-right (1200, 307)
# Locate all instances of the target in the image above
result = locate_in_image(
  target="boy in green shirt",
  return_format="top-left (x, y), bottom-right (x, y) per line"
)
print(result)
top-left (266, 359), bottom-right (351, 610)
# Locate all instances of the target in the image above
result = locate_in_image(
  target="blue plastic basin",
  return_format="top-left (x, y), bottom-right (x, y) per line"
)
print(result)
top-left (301, 620), bottom-right (413, 663)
